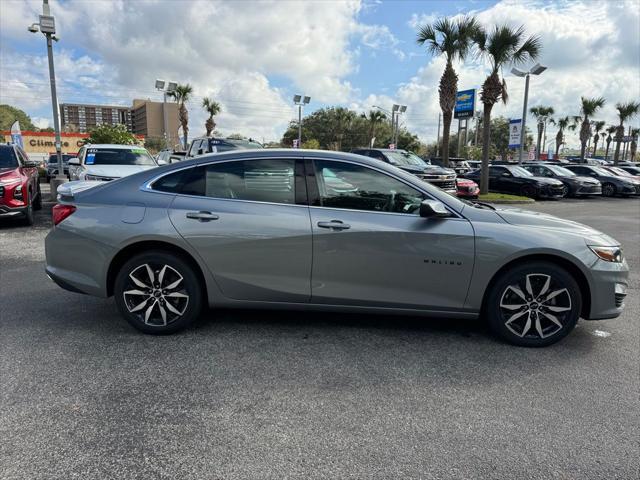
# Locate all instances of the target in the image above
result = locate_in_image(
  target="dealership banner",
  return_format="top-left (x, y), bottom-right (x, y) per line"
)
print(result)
top-left (454, 89), bottom-right (476, 119)
top-left (508, 119), bottom-right (522, 148)
top-left (10, 121), bottom-right (24, 148)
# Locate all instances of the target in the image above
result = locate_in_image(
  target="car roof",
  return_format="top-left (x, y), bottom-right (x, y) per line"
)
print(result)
top-left (83, 144), bottom-right (147, 150)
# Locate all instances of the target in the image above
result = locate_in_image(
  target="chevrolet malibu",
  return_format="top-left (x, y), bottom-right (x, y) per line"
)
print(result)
top-left (45, 150), bottom-right (629, 347)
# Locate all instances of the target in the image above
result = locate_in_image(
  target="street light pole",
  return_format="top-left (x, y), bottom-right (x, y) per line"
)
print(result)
top-left (512, 63), bottom-right (547, 164)
top-left (293, 95), bottom-right (310, 148)
top-left (30, 0), bottom-right (66, 199)
top-left (436, 113), bottom-right (441, 156)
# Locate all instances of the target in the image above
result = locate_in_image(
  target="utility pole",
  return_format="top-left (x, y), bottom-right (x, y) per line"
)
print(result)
top-left (29, 0), bottom-right (66, 199)
top-left (518, 73), bottom-right (530, 164)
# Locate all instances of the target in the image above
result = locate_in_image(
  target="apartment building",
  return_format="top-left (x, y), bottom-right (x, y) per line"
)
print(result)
top-left (60, 103), bottom-right (132, 133)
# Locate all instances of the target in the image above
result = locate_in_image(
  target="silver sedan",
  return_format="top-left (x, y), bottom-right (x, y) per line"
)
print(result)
top-left (45, 150), bottom-right (629, 347)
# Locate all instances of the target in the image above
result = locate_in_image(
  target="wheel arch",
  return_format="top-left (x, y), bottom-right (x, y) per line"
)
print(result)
top-left (106, 240), bottom-right (208, 299)
top-left (480, 253), bottom-right (592, 319)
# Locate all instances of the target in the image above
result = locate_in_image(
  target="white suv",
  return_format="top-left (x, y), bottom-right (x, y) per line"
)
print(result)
top-left (69, 144), bottom-right (158, 182)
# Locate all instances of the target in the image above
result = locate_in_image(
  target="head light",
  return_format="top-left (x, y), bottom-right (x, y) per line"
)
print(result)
top-left (589, 245), bottom-right (623, 263)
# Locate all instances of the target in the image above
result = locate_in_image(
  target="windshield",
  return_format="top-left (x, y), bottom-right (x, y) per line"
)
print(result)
top-left (85, 148), bottom-right (156, 166)
top-left (606, 166), bottom-right (632, 176)
top-left (509, 166), bottom-right (534, 177)
top-left (386, 151), bottom-right (428, 167)
top-left (546, 165), bottom-right (576, 176)
top-left (225, 139), bottom-right (263, 149)
top-left (0, 148), bottom-right (19, 169)
top-left (590, 166), bottom-right (612, 176)
top-left (48, 154), bottom-right (74, 164)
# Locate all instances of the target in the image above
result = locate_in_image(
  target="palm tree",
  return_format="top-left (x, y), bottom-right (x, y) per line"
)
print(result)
top-left (361, 110), bottom-right (387, 147)
top-left (168, 84), bottom-right (193, 149)
top-left (202, 97), bottom-right (221, 137)
top-left (530, 106), bottom-right (554, 159)
top-left (554, 116), bottom-right (571, 158)
top-left (591, 120), bottom-right (605, 156)
top-left (604, 125), bottom-right (616, 161)
top-left (474, 24), bottom-right (541, 194)
top-left (575, 97), bottom-right (605, 161)
top-left (630, 128), bottom-right (639, 162)
top-left (416, 16), bottom-right (480, 167)
top-left (613, 101), bottom-right (640, 164)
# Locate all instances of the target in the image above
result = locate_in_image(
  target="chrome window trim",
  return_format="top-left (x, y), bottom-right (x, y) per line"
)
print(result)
top-left (141, 155), bottom-right (463, 219)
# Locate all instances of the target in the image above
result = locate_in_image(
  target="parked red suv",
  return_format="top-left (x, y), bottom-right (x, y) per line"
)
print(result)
top-left (0, 144), bottom-right (42, 225)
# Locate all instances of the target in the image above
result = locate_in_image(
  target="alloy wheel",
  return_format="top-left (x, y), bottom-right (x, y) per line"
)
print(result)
top-left (561, 185), bottom-right (569, 197)
top-left (602, 183), bottom-right (615, 197)
top-left (499, 273), bottom-right (572, 339)
top-left (123, 263), bottom-right (189, 326)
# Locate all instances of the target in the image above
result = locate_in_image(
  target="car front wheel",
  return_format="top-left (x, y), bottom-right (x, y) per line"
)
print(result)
top-left (486, 262), bottom-right (581, 347)
top-left (601, 182), bottom-right (616, 197)
top-left (114, 251), bottom-right (203, 334)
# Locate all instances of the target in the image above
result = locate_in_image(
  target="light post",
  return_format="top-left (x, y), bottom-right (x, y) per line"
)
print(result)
top-left (155, 80), bottom-right (177, 149)
top-left (29, 0), bottom-right (66, 200)
top-left (390, 104), bottom-right (406, 147)
top-left (293, 95), bottom-right (310, 148)
top-left (512, 63), bottom-right (547, 164)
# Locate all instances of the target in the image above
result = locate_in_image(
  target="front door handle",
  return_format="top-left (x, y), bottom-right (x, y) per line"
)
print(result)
top-left (317, 220), bottom-right (351, 231)
top-left (186, 211), bottom-right (219, 222)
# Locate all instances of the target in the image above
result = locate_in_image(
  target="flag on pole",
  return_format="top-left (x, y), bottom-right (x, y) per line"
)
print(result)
top-left (10, 121), bottom-right (24, 148)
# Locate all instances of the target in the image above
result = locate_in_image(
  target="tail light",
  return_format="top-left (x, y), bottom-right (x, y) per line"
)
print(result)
top-left (52, 204), bottom-right (76, 226)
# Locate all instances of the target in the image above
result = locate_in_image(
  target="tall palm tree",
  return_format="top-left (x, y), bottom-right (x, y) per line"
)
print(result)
top-left (575, 97), bottom-right (605, 161)
top-left (591, 120), bottom-right (605, 156)
top-left (604, 125), bottom-right (616, 161)
top-left (168, 83), bottom-right (193, 149)
top-left (474, 24), bottom-right (541, 194)
top-left (613, 101), bottom-right (640, 164)
top-left (416, 16), bottom-right (480, 167)
top-left (202, 97), bottom-right (221, 137)
top-left (361, 110), bottom-right (387, 147)
top-left (630, 128), bottom-right (639, 162)
top-left (530, 106), bottom-right (554, 159)
top-left (554, 116), bottom-right (571, 158)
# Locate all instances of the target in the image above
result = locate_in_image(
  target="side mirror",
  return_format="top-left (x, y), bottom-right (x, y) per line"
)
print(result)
top-left (68, 157), bottom-right (80, 166)
top-left (157, 159), bottom-right (168, 165)
top-left (420, 199), bottom-right (451, 218)
top-left (501, 172), bottom-right (511, 177)
top-left (24, 160), bottom-right (40, 168)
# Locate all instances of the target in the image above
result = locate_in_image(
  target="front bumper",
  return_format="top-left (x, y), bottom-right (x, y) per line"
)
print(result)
top-left (538, 184), bottom-right (565, 198)
top-left (0, 204), bottom-right (27, 217)
top-left (574, 184), bottom-right (602, 195)
top-left (584, 258), bottom-right (629, 320)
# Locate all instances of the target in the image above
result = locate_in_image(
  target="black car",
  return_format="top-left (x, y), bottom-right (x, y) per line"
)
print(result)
top-left (186, 137), bottom-right (263, 158)
top-left (463, 165), bottom-right (565, 199)
top-left (523, 162), bottom-right (602, 197)
top-left (46, 153), bottom-right (76, 181)
top-left (352, 148), bottom-right (457, 194)
top-left (564, 165), bottom-right (640, 197)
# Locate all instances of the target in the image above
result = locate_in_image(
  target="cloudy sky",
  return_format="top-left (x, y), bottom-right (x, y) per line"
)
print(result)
top-left (1, 0), bottom-right (639, 148)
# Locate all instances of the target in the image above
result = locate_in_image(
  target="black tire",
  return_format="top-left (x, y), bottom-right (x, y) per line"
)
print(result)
top-left (520, 184), bottom-right (536, 198)
top-left (561, 184), bottom-right (570, 198)
top-left (33, 182), bottom-right (42, 210)
top-left (486, 261), bottom-right (581, 347)
top-left (114, 251), bottom-right (203, 334)
top-left (22, 191), bottom-right (34, 226)
top-left (602, 182), bottom-right (616, 197)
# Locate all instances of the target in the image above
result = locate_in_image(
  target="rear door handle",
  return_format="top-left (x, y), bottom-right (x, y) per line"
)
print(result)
top-left (317, 220), bottom-right (351, 231)
top-left (186, 211), bottom-right (219, 222)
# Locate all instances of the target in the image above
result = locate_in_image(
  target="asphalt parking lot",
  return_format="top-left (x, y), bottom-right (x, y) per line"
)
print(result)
top-left (1, 186), bottom-right (638, 479)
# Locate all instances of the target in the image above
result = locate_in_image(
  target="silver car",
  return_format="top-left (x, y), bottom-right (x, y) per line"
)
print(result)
top-left (45, 150), bottom-right (629, 347)
top-left (69, 144), bottom-right (158, 182)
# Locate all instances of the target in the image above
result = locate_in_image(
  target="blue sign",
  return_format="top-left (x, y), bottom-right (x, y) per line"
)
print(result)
top-left (454, 89), bottom-right (476, 119)
top-left (508, 119), bottom-right (522, 148)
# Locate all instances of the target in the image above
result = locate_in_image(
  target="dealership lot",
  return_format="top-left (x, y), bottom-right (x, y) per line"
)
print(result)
top-left (1, 189), bottom-right (638, 479)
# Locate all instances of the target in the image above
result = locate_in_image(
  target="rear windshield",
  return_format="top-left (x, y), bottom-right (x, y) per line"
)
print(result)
top-left (48, 154), bottom-right (75, 164)
top-left (0, 147), bottom-right (18, 168)
top-left (85, 148), bottom-right (156, 166)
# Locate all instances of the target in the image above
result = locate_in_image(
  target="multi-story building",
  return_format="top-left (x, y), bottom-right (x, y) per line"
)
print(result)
top-left (131, 99), bottom-right (180, 147)
top-left (60, 103), bottom-right (132, 133)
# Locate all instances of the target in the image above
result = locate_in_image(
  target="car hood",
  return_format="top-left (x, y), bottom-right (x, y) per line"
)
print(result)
top-left (529, 176), bottom-right (563, 186)
top-left (568, 176), bottom-right (600, 184)
top-left (495, 208), bottom-right (618, 245)
top-left (84, 164), bottom-right (156, 178)
top-left (0, 168), bottom-right (20, 181)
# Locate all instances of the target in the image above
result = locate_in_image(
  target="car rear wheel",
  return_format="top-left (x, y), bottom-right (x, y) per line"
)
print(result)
top-left (114, 251), bottom-right (203, 334)
top-left (486, 262), bottom-right (581, 347)
top-left (520, 184), bottom-right (536, 198)
top-left (602, 182), bottom-right (616, 197)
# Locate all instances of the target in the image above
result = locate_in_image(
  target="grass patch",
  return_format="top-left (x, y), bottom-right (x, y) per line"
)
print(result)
top-left (478, 193), bottom-right (532, 201)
